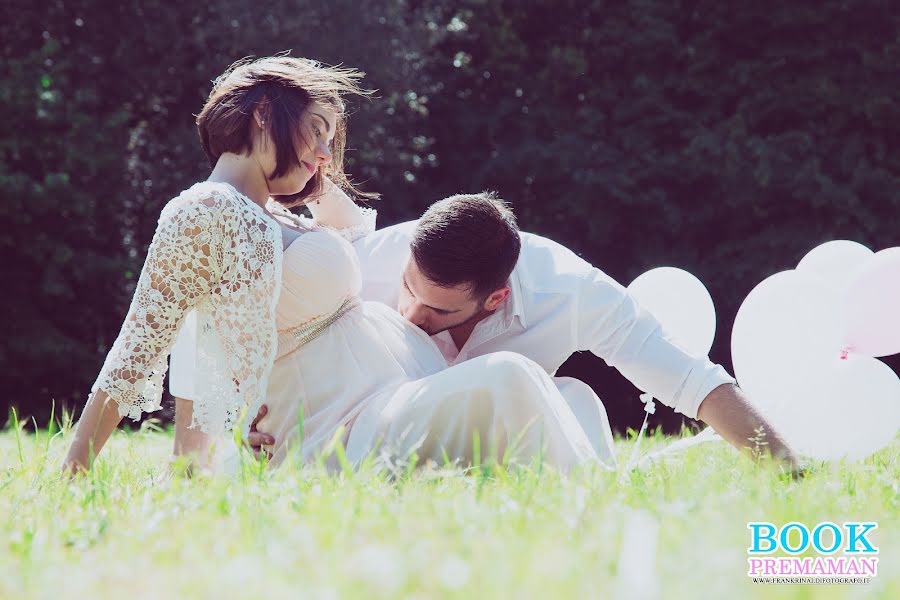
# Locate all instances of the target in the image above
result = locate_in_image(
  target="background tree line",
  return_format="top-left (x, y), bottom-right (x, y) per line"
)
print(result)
top-left (3, 0), bottom-right (898, 433)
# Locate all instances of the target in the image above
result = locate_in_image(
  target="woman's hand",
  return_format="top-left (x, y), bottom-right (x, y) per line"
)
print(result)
top-left (304, 178), bottom-right (365, 230)
top-left (245, 403), bottom-right (275, 459)
top-left (62, 390), bottom-right (124, 475)
top-left (61, 455), bottom-right (90, 478)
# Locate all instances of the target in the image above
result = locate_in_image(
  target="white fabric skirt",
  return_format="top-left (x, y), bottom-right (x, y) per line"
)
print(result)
top-left (247, 301), bottom-right (598, 471)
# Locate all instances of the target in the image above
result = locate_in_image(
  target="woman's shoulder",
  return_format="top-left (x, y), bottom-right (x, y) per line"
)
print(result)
top-left (166, 180), bottom-right (241, 211)
top-left (159, 181), bottom-right (264, 226)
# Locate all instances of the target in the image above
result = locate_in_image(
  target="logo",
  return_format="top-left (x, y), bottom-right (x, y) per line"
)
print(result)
top-left (747, 522), bottom-right (878, 585)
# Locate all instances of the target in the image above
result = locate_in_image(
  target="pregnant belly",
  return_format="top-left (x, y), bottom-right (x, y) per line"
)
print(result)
top-left (256, 302), bottom-right (447, 455)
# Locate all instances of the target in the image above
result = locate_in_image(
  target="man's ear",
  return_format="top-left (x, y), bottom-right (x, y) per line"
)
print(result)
top-left (483, 287), bottom-right (511, 312)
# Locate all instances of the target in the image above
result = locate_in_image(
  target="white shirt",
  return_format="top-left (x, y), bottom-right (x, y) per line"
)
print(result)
top-left (353, 221), bottom-right (736, 419)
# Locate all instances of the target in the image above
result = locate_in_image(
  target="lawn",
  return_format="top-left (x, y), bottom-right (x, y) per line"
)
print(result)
top-left (1, 422), bottom-right (896, 599)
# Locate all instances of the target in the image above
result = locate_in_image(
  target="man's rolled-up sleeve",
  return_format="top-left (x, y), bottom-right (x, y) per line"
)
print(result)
top-left (575, 268), bottom-right (735, 419)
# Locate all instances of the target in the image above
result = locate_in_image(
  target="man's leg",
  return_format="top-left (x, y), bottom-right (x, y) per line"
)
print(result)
top-left (349, 352), bottom-right (598, 471)
top-left (553, 377), bottom-right (616, 470)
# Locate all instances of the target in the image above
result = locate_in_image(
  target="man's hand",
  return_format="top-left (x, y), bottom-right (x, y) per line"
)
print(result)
top-left (246, 404), bottom-right (275, 459)
top-left (783, 458), bottom-right (818, 481)
top-left (697, 383), bottom-right (804, 471)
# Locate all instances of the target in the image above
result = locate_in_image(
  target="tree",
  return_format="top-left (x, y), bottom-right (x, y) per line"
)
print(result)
top-left (413, 0), bottom-right (900, 431)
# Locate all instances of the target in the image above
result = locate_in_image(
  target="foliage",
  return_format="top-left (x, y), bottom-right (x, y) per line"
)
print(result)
top-left (3, 0), bottom-right (899, 430)
top-left (2, 0), bottom-right (432, 425)
top-left (411, 0), bottom-right (900, 420)
top-left (1, 2), bottom-right (134, 417)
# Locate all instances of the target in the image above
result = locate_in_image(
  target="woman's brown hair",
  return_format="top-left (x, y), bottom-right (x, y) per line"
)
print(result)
top-left (196, 54), bottom-right (376, 207)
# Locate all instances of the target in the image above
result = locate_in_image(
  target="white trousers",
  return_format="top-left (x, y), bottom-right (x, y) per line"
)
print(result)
top-left (346, 352), bottom-right (608, 471)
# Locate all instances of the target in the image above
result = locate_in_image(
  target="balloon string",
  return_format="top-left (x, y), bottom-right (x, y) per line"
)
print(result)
top-left (628, 412), bottom-right (651, 468)
top-left (628, 394), bottom-right (656, 469)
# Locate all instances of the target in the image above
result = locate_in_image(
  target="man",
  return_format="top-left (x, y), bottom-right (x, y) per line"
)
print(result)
top-left (249, 191), bottom-right (798, 469)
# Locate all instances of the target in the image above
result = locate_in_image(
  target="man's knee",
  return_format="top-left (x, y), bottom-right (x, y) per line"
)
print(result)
top-left (485, 351), bottom-right (542, 382)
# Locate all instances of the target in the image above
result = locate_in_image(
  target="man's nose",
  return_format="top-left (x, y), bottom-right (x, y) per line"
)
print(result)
top-left (404, 301), bottom-right (428, 326)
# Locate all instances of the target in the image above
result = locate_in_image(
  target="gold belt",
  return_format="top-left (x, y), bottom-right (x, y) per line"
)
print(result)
top-left (284, 296), bottom-right (361, 348)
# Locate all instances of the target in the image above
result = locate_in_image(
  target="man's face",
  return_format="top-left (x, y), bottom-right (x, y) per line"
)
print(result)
top-left (398, 256), bottom-right (484, 336)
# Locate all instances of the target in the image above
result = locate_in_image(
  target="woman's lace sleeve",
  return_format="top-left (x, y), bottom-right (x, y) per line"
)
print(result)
top-left (91, 195), bottom-right (223, 421)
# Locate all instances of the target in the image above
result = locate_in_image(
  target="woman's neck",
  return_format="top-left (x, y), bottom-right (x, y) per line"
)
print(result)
top-left (207, 153), bottom-right (270, 208)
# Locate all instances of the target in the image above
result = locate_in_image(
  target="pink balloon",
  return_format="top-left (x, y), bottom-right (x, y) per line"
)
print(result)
top-left (841, 247), bottom-right (900, 358)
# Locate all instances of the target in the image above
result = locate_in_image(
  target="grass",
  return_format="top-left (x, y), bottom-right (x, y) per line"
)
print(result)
top-left (1, 419), bottom-right (897, 599)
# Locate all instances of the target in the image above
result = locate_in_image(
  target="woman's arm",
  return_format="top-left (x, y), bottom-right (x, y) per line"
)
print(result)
top-left (65, 397), bottom-right (215, 476)
top-left (172, 397), bottom-right (214, 473)
top-left (305, 178), bottom-right (367, 230)
top-left (63, 195), bottom-right (222, 474)
top-left (168, 311), bottom-right (213, 467)
top-left (63, 390), bottom-right (124, 473)
top-left (301, 179), bottom-right (377, 245)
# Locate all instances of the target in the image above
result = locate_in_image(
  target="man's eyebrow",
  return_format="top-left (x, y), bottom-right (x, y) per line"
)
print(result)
top-left (403, 276), bottom-right (460, 314)
top-left (311, 112), bottom-right (331, 133)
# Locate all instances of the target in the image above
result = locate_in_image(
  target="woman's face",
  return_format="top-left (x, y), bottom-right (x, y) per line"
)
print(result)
top-left (257, 101), bottom-right (338, 197)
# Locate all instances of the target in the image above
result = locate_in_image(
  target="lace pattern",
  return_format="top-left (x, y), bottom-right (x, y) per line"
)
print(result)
top-left (92, 182), bottom-right (281, 435)
top-left (321, 204), bottom-right (377, 243)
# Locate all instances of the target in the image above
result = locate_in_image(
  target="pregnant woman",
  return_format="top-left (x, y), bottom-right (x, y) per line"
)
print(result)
top-left (64, 54), bottom-right (596, 474)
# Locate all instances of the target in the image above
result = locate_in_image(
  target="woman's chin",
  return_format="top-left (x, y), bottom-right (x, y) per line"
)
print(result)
top-left (272, 178), bottom-right (311, 197)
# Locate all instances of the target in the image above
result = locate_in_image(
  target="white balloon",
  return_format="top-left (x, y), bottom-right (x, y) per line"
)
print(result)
top-left (796, 240), bottom-right (873, 292)
top-left (840, 246), bottom-right (900, 358)
top-left (628, 267), bottom-right (716, 356)
top-left (776, 354), bottom-right (900, 461)
top-left (732, 269), bottom-right (900, 460)
top-left (732, 270), bottom-right (842, 419)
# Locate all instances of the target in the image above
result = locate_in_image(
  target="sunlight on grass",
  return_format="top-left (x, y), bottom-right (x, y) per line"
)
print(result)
top-left (1, 424), bottom-right (896, 599)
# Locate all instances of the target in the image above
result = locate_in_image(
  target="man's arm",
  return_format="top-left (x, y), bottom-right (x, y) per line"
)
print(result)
top-left (573, 262), bottom-right (733, 418)
top-left (697, 383), bottom-right (800, 466)
top-left (567, 253), bottom-right (803, 472)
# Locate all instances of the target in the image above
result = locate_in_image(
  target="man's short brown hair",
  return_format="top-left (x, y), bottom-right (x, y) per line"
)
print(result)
top-left (410, 192), bottom-right (521, 300)
top-left (196, 55), bottom-right (375, 207)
